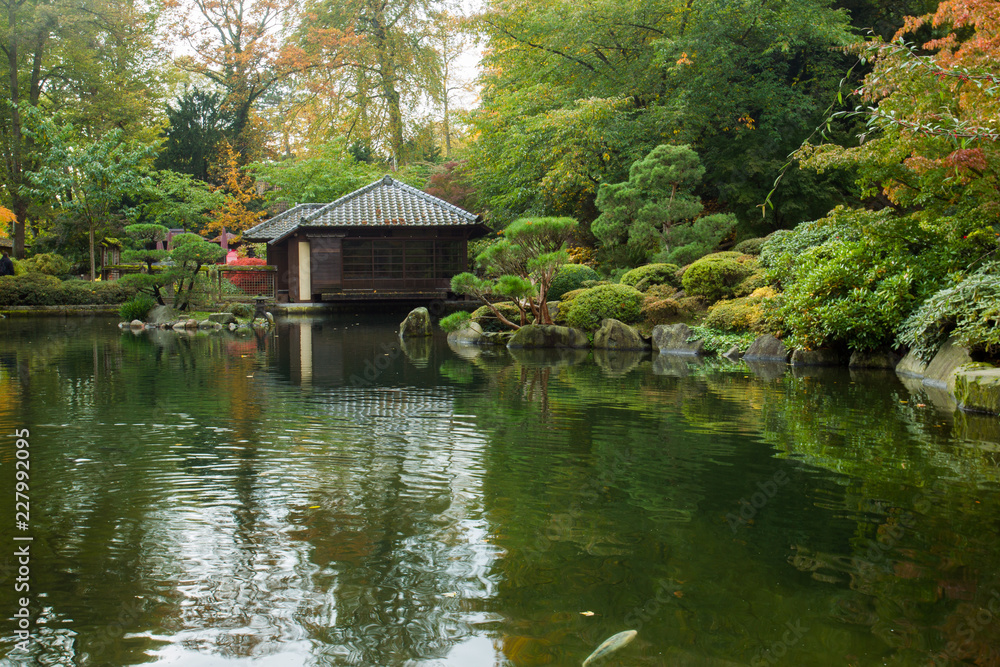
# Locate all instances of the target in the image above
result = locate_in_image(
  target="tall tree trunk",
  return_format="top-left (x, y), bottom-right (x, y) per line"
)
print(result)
top-left (368, 2), bottom-right (404, 165)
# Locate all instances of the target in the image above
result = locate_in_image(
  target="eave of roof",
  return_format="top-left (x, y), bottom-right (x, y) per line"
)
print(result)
top-left (252, 176), bottom-right (482, 245)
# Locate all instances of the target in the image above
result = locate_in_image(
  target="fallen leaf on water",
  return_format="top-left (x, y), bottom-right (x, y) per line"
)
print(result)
top-left (443, 592), bottom-right (458, 598)
top-left (309, 506), bottom-right (320, 509)
top-left (580, 611), bottom-right (595, 616)
top-left (673, 591), bottom-right (684, 598)
top-left (916, 403), bottom-right (926, 407)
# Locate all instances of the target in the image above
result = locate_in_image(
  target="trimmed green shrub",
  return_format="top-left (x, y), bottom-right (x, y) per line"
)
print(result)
top-left (580, 279), bottom-right (610, 289)
top-left (733, 237), bottom-right (767, 255)
top-left (564, 283), bottom-right (644, 330)
top-left (0, 273), bottom-right (61, 305)
top-left (119, 294), bottom-right (156, 321)
top-left (20, 252), bottom-right (71, 276)
top-left (0, 274), bottom-right (139, 306)
top-left (548, 264), bottom-right (601, 300)
top-left (897, 266), bottom-right (1000, 361)
top-left (439, 311), bottom-right (472, 332)
top-left (681, 252), bottom-right (757, 303)
top-left (558, 288), bottom-right (588, 303)
top-left (620, 263), bottom-right (680, 291)
top-left (703, 287), bottom-right (778, 333)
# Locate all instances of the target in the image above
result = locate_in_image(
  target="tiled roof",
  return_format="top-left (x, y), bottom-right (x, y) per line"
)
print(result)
top-left (243, 203), bottom-right (326, 242)
top-left (245, 176), bottom-right (480, 244)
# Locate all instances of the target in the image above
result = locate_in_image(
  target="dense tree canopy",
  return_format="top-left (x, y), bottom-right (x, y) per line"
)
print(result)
top-left (466, 0), bottom-right (858, 234)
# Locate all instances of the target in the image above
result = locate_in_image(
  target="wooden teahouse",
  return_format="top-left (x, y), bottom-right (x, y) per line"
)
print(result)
top-left (244, 175), bottom-right (487, 302)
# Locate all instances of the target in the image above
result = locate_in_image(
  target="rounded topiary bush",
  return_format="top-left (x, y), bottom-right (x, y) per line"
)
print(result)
top-left (681, 252), bottom-right (757, 303)
top-left (564, 283), bottom-right (644, 330)
top-left (548, 264), bottom-right (601, 301)
top-left (620, 263), bottom-right (680, 291)
top-left (733, 237), bottom-right (767, 255)
top-left (703, 287), bottom-right (777, 333)
top-left (19, 252), bottom-right (72, 276)
top-left (119, 293), bottom-right (156, 322)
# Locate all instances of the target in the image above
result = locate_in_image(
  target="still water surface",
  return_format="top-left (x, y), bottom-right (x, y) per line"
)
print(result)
top-left (1, 314), bottom-right (1000, 666)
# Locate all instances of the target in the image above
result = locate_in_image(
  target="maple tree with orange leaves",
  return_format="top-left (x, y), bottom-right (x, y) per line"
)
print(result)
top-left (206, 143), bottom-right (266, 239)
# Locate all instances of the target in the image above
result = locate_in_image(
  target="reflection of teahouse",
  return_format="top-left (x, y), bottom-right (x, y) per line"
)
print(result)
top-left (244, 175), bottom-right (487, 302)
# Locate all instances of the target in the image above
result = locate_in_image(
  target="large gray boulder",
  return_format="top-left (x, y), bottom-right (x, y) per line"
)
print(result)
top-left (399, 307), bottom-right (432, 337)
top-left (651, 323), bottom-right (704, 355)
top-left (743, 334), bottom-right (791, 362)
top-left (593, 318), bottom-right (646, 350)
top-left (209, 312), bottom-right (238, 325)
top-left (895, 350), bottom-right (929, 378)
top-left (507, 324), bottom-right (589, 349)
top-left (922, 337), bottom-right (973, 391)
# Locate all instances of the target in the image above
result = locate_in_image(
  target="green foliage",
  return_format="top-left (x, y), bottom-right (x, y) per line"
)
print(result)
top-left (19, 253), bottom-right (71, 276)
top-left (133, 171), bottom-right (224, 233)
top-left (548, 264), bottom-right (601, 301)
top-left (897, 266), bottom-right (1000, 362)
top-left (119, 294), bottom-right (156, 321)
top-left (762, 207), bottom-right (979, 351)
top-left (250, 139), bottom-right (385, 208)
top-left (703, 287), bottom-right (778, 333)
top-left (472, 302), bottom-right (529, 332)
top-left (733, 237), bottom-right (767, 255)
top-left (469, 216), bottom-right (578, 325)
top-left (687, 325), bottom-right (758, 355)
top-left (0, 274), bottom-right (137, 306)
top-left (593, 144), bottom-right (735, 265)
top-left (438, 311), bottom-right (472, 333)
top-left (564, 283), bottom-right (644, 330)
top-left (468, 235), bottom-right (501, 272)
top-left (656, 213), bottom-right (737, 266)
top-left (155, 88), bottom-right (233, 183)
top-left (620, 263), bottom-right (679, 291)
top-left (681, 252), bottom-right (757, 303)
top-left (227, 302), bottom-right (254, 319)
top-left (469, 0), bottom-right (855, 231)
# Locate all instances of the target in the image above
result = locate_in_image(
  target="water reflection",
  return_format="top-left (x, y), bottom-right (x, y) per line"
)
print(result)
top-left (1, 315), bottom-right (1000, 666)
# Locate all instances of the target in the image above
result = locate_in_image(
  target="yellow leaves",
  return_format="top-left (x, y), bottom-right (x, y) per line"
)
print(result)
top-left (676, 52), bottom-right (692, 65)
top-left (0, 206), bottom-right (16, 229)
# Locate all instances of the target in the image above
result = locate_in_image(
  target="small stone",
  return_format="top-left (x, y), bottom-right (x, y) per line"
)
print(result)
top-left (129, 319), bottom-right (144, 329)
top-left (228, 323), bottom-right (237, 331)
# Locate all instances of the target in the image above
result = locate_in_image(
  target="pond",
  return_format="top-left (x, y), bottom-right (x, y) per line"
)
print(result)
top-left (1, 313), bottom-right (1000, 666)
